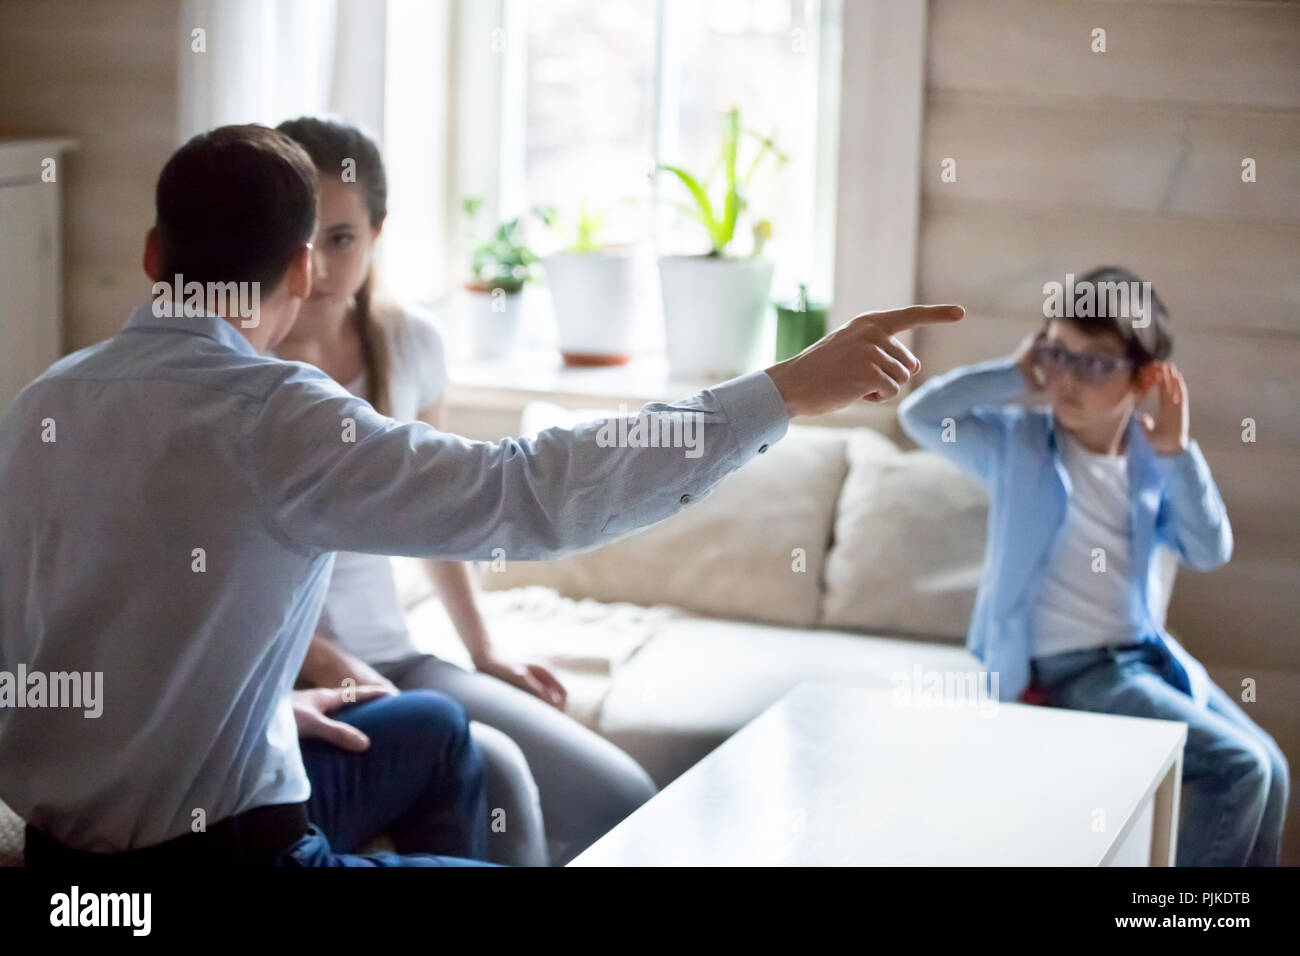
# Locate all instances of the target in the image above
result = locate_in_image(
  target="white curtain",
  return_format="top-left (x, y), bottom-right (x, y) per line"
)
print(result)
top-left (177, 0), bottom-right (385, 141)
top-left (175, 0), bottom-right (455, 304)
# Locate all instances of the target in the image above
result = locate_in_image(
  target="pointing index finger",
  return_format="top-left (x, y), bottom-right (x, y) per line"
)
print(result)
top-left (869, 304), bottom-right (965, 336)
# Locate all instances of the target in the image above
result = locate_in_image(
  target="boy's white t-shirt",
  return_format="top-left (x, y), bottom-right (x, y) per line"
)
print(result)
top-left (313, 306), bottom-right (447, 664)
top-left (1032, 432), bottom-right (1145, 659)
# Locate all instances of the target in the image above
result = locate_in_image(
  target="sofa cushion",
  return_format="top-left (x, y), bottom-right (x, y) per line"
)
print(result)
top-left (821, 432), bottom-right (1181, 640)
top-left (478, 404), bottom-right (876, 628)
top-left (596, 616), bottom-right (982, 786)
top-left (403, 584), bottom-right (683, 730)
top-left (820, 436), bottom-right (988, 640)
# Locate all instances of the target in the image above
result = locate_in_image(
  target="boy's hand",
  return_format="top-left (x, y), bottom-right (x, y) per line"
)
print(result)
top-left (1138, 361), bottom-right (1189, 456)
top-left (1014, 330), bottom-right (1048, 393)
top-left (765, 304), bottom-right (964, 418)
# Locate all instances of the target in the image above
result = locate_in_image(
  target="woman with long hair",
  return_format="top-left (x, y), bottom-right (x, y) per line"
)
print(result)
top-left (274, 116), bottom-right (657, 865)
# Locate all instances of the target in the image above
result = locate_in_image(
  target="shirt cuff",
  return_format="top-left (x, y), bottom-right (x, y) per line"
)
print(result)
top-left (1151, 438), bottom-right (1211, 488)
top-left (707, 369), bottom-right (791, 462)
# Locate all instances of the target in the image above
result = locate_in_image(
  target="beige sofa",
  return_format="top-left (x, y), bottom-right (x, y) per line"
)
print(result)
top-left (398, 406), bottom-right (1177, 788)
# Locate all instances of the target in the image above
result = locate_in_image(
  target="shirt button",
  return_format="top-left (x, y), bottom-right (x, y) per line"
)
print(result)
top-left (758, 444), bottom-right (769, 454)
top-left (679, 494), bottom-right (692, 504)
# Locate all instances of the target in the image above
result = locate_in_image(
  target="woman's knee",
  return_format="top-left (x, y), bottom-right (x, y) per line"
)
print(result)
top-left (587, 744), bottom-right (658, 817)
top-left (471, 722), bottom-right (540, 802)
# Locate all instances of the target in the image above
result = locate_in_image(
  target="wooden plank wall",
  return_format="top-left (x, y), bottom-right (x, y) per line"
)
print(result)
top-left (913, 0), bottom-right (1300, 679)
top-left (0, 0), bottom-right (179, 350)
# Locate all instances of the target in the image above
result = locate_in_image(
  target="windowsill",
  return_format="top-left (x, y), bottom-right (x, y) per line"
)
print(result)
top-left (425, 293), bottom-right (899, 435)
top-left (446, 345), bottom-right (898, 434)
top-left (448, 347), bottom-right (711, 408)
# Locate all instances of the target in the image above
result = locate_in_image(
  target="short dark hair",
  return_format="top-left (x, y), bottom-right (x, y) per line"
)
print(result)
top-left (154, 124), bottom-right (318, 291)
top-left (1049, 265), bottom-right (1173, 368)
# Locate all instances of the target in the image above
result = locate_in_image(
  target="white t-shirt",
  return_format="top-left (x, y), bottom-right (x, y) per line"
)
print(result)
top-left (1032, 433), bottom-right (1144, 659)
top-left (313, 304), bottom-right (448, 664)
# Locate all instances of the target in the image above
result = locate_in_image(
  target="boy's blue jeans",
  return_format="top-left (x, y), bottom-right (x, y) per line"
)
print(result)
top-left (292, 690), bottom-right (494, 866)
top-left (1033, 641), bottom-right (1288, 866)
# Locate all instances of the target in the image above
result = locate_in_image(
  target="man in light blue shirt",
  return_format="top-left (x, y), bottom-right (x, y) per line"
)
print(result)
top-left (0, 125), bottom-right (962, 865)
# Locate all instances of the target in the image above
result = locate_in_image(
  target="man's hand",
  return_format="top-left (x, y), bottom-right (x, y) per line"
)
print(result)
top-left (292, 685), bottom-right (396, 752)
top-left (764, 304), bottom-right (964, 418)
top-left (1138, 361), bottom-right (1190, 456)
top-left (476, 653), bottom-right (568, 711)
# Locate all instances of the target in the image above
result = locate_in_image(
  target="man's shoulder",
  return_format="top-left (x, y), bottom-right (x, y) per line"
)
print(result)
top-left (23, 329), bottom-right (350, 409)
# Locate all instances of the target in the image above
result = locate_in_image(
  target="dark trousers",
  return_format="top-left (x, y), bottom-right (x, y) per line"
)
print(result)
top-left (295, 689), bottom-right (493, 866)
top-left (26, 690), bottom-right (493, 867)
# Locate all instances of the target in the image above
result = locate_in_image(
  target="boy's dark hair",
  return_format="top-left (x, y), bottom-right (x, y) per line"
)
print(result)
top-left (154, 124), bottom-right (318, 291)
top-left (1050, 266), bottom-right (1173, 368)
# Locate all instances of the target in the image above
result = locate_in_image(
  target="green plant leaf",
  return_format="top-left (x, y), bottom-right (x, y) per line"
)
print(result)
top-left (719, 109), bottom-right (741, 253)
top-left (658, 163), bottom-right (718, 238)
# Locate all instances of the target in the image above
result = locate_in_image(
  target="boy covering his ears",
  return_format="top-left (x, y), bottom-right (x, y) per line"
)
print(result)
top-left (900, 266), bottom-right (1288, 866)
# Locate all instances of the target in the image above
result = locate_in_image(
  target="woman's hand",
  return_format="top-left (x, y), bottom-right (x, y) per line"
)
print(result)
top-left (1138, 361), bottom-right (1190, 456)
top-left (292, 685), bottom-right (395, 752)
top-left (475, 653), bottom-right (568, 711)
top-left (301, 635), bottom-right (398, 695)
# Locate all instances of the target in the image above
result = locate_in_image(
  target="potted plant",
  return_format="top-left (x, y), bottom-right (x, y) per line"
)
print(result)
top-left (655, 106), bottom-right (788, 379)
top-left (773, 283), bottom-right (830, 361)
top-left (536, 201), bottom-right (644, 366)
top-left (461, 196), bottom-right (538, 360)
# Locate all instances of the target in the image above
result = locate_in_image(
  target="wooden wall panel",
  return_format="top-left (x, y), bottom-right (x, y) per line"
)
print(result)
top-left (918, 198), bottom-right (1300, 335)
top-left (923, 98), bottom-right (1300, 223)
top-left (0, 0), bottom-right (179, 349)
top-left (1170, 558), bottom-right (1300, 671)
top-left (915, 0), bottom-right (1300, 711)
top-left (929, 0), bottom-right (1300, 110)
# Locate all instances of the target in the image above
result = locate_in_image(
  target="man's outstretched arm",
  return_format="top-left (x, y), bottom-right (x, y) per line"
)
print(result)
top-left (245, 305), bottom-right (963, 561)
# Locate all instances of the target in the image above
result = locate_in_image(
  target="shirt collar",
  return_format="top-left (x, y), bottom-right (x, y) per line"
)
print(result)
top-left (1047, 412), bottom-right (1160, 488)
top-left (123, 301), bottom-right (263, 359)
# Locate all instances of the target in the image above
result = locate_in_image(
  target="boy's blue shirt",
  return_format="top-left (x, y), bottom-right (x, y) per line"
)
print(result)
top-left (898, 356), bottom-right (1233, 706)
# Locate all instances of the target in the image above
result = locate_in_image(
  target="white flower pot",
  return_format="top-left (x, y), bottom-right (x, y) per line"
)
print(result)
top-left (542, 249), bottom-right (640, 366)
top-left (463, 285), bottom-right (524, 360)
top-left (658, 255), bottom-right (774, 380)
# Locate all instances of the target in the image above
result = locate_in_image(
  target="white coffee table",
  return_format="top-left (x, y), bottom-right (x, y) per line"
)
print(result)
top-left (570, 681), bottom-right (1186, 866)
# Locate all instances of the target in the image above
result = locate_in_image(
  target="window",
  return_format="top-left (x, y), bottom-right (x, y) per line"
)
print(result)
top-left (511, 0), bottom-right (840, 297)
top-left (384, 0), bottom-right (842, 356)
top-left (519, 0), bottom-right (657, 248)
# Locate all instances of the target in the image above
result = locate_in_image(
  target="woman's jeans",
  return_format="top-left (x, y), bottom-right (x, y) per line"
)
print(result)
top-left (1032, 641), bottom-right (1288, 866)
top-left (294, 690), bottom-right (494, 866)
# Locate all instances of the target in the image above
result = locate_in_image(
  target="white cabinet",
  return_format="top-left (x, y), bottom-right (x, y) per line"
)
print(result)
top-left (0, 139), bottom-right (75, 409)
